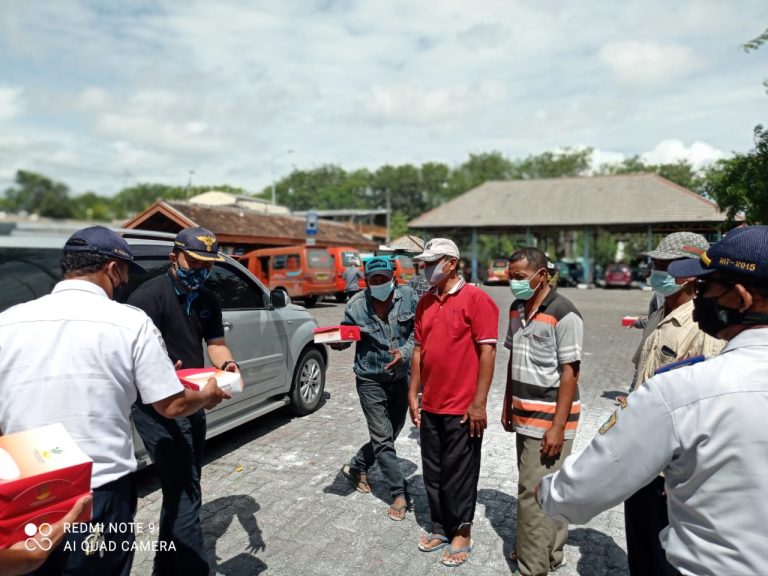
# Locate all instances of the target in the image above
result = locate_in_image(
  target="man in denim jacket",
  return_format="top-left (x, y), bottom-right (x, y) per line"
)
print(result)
top-left (333, 256), bottom-right (418, 521)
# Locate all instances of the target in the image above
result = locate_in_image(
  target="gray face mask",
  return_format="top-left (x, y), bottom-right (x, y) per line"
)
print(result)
top-left (424, 259), bottom-right (449, 286)
top-left (369, 281), bottom-right (394, 301)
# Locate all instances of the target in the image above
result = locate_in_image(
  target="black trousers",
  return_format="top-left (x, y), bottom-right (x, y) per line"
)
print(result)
top-left (420, 411), bottom-right (482, 539)
top-left (624, 475), bottom-right (681, 576)
top-left (132, 403), bottom-right (209, 576)
top-left (32, 474), bottom-right (137, 576)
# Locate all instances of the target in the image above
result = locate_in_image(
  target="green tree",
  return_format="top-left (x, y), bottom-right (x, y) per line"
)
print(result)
top-left (703, 124), bottom-right (768, 224)
top-left (113, 183), bottom-right (187, 216)
top-left (599, 156), bottom-right (703, 192)
top-left (512, 147), bottom-right (592, 179)
top-left (4, 170), bottom-right (74, 218)
top-left (449, 152), bottom-right (515, 197)
top-left (743, 27), bottom-right (768, 93)
top-left (70, 192), bottom-right (116, 221)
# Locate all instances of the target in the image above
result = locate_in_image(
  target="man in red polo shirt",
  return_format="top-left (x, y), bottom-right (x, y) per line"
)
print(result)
top-left (407, 238), bottom-right (499, 568)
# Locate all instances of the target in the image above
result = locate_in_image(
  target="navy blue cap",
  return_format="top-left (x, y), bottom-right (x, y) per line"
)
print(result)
top-left (174, 227), bottom-right (225, 262)
top-left (364, 256), bottom-right (393, 278)
top-left (64, 226), bottom-right (145, 273)
top-left (668, 225), bottom-right (768, 280)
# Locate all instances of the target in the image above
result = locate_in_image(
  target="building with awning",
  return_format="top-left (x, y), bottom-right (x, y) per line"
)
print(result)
top-left (408, 173), bottom-right (734, 282)
top-left (123, 200), bottom-right (378, 255)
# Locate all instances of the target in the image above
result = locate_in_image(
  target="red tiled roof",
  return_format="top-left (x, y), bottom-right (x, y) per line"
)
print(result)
top-left (124, 201), bottom-right (377, 250)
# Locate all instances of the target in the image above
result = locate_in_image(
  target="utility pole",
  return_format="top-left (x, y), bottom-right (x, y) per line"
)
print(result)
top-left (186, 170), bottom-right (195, 199)
top-left (385, 187), bottom-right (391, 243)
top-left (270, 149), bottom-right (294, 206)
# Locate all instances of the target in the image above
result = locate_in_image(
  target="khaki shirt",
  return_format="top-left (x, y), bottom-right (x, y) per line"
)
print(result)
top-left (632, 299), bottom-right (725, 388)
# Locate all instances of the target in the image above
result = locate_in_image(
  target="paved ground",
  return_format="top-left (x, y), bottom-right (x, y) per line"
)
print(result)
top-left (131, 285), bottom-right (653, 575)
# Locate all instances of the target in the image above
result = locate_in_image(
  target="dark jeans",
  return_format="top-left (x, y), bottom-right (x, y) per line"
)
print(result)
top-left (420, 411), bottom-right (482, 539)
top-left (32, 474), bottom-right (137, 576)
top-left (625, 475), bottom-right (681, 576)
top-left (350, 377), bottom-right (409, 499)
top-left (132, 403), bottom-right (209, 576)
top-left (345, 289), bottom-right (361, 301)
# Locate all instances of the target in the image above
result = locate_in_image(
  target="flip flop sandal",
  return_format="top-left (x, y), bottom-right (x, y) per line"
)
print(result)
top-left (387, 501), bottom-right (408, 521)
top-left (417, 532), bottom-right (449, 552)
top-left (441, 539), bottom-right (474, 567)
top-left (341, 464), bottom-right (370, 493)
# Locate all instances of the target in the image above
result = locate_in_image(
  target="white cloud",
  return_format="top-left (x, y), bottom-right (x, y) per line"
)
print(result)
top-left (599, 41), bottom-right (702, 89)
top-left (0, 87), bottom-right (23, 122)
top-left (364, 81), bottom-right (506, 125)
top-left (0, 0), bottom-right (765, 197)
top-left (641, 139), bottom-right (728, 169)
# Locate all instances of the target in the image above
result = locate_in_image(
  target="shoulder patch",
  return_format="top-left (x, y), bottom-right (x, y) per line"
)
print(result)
top-left (598, 411), bottom-right (618, 435)
top-left (653, 354), bottom-right (706, 376)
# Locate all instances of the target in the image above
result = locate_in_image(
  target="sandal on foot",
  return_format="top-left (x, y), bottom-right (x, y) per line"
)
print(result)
top-left (441, 539), bottom-right (474, 567)
top-left (387, 497), bottom-right (408, 521)
top-left (417, 533), bottom-right (449, 552)
top-left (341, 464), bottom-right (370, 494)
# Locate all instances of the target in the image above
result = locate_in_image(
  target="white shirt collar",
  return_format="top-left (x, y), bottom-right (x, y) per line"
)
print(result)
top-left (52, 279), bottom-right (109, 299)
top-left (438, 277), bottom-right (466, 295)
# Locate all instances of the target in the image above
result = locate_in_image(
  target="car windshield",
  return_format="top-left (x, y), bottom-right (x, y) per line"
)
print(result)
top-left (491, 259), bottom-right (507, 268)
top-left (607, 264), bottom-right (628, 273)
top-left (340, 251), bottom-right (359, 266)
top-left (308, 249), bottom-right (331, 268)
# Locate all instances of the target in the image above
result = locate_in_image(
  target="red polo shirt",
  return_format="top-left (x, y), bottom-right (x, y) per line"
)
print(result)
top-left (415, 278), bottom-right (499, 415)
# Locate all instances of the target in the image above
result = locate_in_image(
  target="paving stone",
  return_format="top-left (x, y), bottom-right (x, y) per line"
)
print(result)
top-left (131, 286), bottom-right (652, 575)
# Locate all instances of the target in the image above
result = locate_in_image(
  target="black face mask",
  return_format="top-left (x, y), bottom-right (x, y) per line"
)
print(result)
top-left (109, 268), bottom-right (129, 302)
top-left (693, 290), bottom-right (768, 338)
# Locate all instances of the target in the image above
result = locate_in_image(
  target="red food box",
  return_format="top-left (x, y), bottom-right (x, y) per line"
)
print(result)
top-left (0, 424), bottom-right (92, 547)
top-left (177, 368), bottom-right (244, 394)
top-left (313, 325), bottom-right (361, 344)
top-left (622, 316), bottom-right (639, 327)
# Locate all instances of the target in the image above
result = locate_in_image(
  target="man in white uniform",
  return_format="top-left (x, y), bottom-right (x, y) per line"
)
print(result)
top-left (537, 225), bottom-right (768, 576)
top-left (0, 226), bottom-right (228, 576)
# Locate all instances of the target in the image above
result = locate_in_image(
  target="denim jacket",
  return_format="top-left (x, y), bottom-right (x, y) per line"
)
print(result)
top-left (342, 284), bottom-right (417, 383)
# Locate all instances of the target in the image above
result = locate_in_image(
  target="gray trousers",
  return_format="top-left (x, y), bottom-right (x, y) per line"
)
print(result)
top-left (516, 434), bottom-right (573, 576)
top-left (350, 377), bottom-right (409, 499)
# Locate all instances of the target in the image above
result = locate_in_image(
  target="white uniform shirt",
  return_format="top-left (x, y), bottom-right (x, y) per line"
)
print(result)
top-left (539, 327), bottom-right (768, 576)
top-left (0, 280), bottom-right (184, 488)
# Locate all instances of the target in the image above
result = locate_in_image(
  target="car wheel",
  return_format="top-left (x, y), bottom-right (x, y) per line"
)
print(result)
top-left (290, 348), bottom-right (325, 415)
top-left (304, 295), bottom-right (319, 307)
top-left (335, 292), bottom-right (346, 303)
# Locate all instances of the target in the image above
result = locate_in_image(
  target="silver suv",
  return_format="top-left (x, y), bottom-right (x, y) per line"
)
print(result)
top-left (0, 229), bottom-right (328, 467)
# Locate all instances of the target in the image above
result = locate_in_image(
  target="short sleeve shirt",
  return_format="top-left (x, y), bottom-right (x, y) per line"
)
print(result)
top-left (415, 279), bottom-right (499, 415)
top-left (0, 280), bottom-right (183, 488)
top-left (505, 288), bottom-right (583, 439)
top-left (127, 272), bottom-right (225, 370)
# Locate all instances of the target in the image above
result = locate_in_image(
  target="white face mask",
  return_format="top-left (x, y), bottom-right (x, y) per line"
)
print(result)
top-left (424, 259), bottom-right (450, 286)
top-left (369, 281), bottom-right (394, 301)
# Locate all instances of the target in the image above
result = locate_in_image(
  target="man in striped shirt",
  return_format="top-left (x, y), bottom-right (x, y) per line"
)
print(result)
top-left (501, 247), bottom-right (583, 576)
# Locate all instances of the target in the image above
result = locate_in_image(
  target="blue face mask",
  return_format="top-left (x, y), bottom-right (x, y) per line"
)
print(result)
top-left (509, 269), bottom-right (543, 301)
top-left (175, 265), bottom-right (211, 291)
top-left (649, 270), bottom-right (683, 297)
top-left (369, 281), bottom-right (394, 301)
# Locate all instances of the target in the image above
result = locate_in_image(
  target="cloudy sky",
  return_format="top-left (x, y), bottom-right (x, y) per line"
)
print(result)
top-left (0, 0), bottom-right (766, 197)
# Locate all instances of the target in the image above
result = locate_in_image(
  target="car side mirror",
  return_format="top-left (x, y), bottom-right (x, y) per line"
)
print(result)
top-left (270, 289), bottom-right (289, 308)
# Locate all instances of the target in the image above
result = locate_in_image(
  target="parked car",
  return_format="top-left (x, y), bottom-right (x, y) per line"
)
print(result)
top-left (604, 262), bottom-right (633, 288)
top-left (237, 245), bottom-right (336, 307)
top-left (327, 246), bottom-right (366, 302)
top-left (554, 261), bottom-right (577, 287)
top-left (485, 258), bottom-right (509, 285)
top-left (0, 229), bottom-right (328, 468)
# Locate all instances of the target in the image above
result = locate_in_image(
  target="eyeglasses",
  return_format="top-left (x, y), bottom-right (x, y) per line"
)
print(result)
top-left (694, 278), bottom-right (733, 295)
